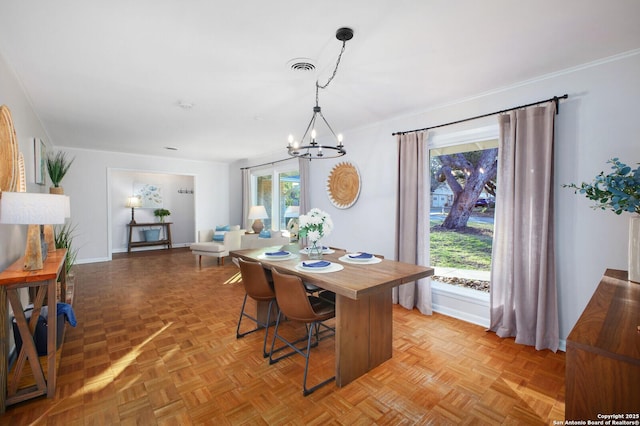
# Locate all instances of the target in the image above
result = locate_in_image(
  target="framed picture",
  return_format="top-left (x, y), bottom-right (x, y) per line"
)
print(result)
top-left (133, 182), bottom-right (163, 208)
top-left (33, 137), bottom-right (46, 185)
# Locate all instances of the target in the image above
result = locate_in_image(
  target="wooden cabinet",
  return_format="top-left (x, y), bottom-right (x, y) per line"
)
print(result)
top-left (127, 222), bottom-right (172, 252)
top-left (565, 269), bottom-right (640, 420)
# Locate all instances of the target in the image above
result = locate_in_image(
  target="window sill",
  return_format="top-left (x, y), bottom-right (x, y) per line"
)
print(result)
top-left (431, 279), bottom-right (490, 328)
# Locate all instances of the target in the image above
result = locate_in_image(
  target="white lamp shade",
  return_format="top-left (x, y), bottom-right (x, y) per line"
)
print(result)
top-left (126, 196), bottom-right (142, 208)
top-left (284, 205), bottom-right (299, 217)
top-left (0, 192), bottom-right (66, 225)
top-left (248, 205), bottom-right (268, 220)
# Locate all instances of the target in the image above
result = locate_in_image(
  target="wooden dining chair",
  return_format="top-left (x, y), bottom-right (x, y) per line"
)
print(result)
top-left (236, 258), bottom-right (278, 358)
top-left (269, 267), bottom-right (336, 396)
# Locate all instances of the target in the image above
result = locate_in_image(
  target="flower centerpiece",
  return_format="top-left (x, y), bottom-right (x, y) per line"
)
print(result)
top-left (298, 208), bottom-right (333, 259)
top-left (563, 158), bottom-right (640, 282)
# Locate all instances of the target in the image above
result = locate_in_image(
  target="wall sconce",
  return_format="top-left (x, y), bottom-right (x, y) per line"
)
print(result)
top-left (0, 192), bottom-right (67, 270)
top-left (126, 196), bottom-right (142, 224)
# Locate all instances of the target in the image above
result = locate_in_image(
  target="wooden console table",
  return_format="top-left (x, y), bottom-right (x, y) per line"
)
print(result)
top-left (127, 222), bottom-right (172, 252)
top-left (565, 269), bottom-right (640, 420)
top-left (0, 249), bottom-right (67, 413)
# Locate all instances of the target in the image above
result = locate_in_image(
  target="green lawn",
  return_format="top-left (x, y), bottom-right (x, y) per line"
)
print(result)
top-left (430, 219), bottom-right (493, 271)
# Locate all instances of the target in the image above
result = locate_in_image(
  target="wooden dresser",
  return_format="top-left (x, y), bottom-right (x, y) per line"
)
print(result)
top-left (565, 269), bottom-right (640, 420)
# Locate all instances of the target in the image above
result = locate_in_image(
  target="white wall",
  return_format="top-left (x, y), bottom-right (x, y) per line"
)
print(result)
top-left (57, 147), bottom-right (229, 263)
top-left (110, 170), bottom-right (195, 252)
top-left (231, 50), bottom-right (640, 344)
top-left (0, 51), bottom-right (51, 271)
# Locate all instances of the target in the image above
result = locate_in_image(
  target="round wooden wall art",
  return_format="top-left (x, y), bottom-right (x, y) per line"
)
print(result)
top-left (326, 161), bottom-right (361, 209)
top-left (0, 105), bottom-right (19, 192)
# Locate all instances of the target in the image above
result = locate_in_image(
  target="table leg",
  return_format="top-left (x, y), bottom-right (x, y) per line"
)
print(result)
top-left (0, 287), bottom-right (6, 414)
top-left (47, 278), bottom-right (56, 397)
top-left (335, 289), bottom-right (392, 387)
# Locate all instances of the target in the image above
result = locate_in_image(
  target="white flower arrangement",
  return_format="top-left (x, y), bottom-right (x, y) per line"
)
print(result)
top-left (298, 208), bottom-right (333, 243)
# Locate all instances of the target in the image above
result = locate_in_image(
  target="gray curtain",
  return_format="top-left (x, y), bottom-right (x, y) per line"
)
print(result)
top-left (298, 158), bottom-right (310, 246)
top-left (241, 168), bottom-right (251, 230)
top-left (490, 103), bottom-right (558, 351)
top-left (394, 131), bottom-right (432, 315)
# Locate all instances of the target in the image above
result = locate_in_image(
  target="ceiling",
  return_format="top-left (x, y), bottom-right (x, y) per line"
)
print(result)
top-left (1, 1), bottom-right (639, 163)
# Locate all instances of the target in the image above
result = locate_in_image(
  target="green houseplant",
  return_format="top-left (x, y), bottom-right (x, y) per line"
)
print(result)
top-left (564, 158), bottom-right (640, 283)
top-left (46, 151), bottom-right (75, 194)
top-left (563, 158), bottom-right (640, 215)
top-left (153, 208), bottom-right (171, 222)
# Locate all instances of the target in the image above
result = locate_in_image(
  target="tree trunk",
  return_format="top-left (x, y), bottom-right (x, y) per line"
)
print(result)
top-left (439, 149), bottom-right (498, 229)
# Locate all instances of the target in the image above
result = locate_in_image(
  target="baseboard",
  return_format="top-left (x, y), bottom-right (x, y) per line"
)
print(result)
top-left (76, 256), bottom-right (110, 264)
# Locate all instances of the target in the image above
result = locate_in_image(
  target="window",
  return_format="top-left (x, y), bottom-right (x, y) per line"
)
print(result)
top-left (428, 126), bottom-right (498, 293)
top-left (251, 164), bottom-right (299, 231)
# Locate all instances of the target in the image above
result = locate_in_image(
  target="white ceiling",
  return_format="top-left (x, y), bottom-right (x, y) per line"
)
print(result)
top-left (1, 1), bottom-right (639, 163)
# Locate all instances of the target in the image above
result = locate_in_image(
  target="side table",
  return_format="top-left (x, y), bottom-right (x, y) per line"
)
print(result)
top-left (0, 249), bottom-right (66, 413)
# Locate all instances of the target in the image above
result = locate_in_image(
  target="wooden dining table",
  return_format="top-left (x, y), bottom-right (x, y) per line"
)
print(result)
top-left (230, 244), bottom-right (434, 387)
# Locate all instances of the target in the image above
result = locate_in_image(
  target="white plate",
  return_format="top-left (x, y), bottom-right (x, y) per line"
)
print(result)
top-left (345, 253), bottom-right (375, 262)
top-left (295, 262), bottom-right (344, 274)
top-left (338, 255), bottom-right (382, 265)
top-left (300, 247), bottom-right (335, 254)
top-left (299, 260), bottom-right (332, 270)
top-left (258, 253), bottom-right (297, 261)
top-left (264, 251), bottom-right (291, 258)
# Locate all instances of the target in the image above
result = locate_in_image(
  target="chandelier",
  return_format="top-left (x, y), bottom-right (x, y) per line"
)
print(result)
top-left (287, 27), bottom-right (354, 160)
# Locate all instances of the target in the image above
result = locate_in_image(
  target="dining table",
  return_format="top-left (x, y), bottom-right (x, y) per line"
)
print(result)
top-left (230, 244), bottom-right (434, 387)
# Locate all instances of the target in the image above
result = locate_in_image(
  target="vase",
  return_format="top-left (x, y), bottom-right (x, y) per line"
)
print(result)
top-left (308, 240), bottom-right (323, 260)
top-left (629, 216), bottom-right (640, 283)
top-left (49, 186), bottom-right (64, 195)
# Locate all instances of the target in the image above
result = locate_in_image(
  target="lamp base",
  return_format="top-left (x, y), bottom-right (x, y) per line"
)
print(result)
top-left (43, 224), bottom-right (56, 253)
top-left (252, 219), bottom-right (264, 234)
top-left (24, 224), bottom-right (44, 271)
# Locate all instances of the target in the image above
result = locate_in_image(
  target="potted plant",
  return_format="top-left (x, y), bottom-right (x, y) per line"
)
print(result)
top-left (46, 151), bottom-right (75, 194)
top-left (564, 158), bottom-right (640, 282)
top-left (153, 208), bottom-right (171, 223)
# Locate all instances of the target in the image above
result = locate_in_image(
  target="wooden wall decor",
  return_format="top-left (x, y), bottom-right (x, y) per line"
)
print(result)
top-left (0, 105), bottom-right (19, 192)
top-left (326, 161), bottom-right (361, 209)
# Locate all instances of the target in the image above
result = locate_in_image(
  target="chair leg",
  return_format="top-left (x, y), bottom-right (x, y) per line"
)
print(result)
top-left (237, 296), bottom-right (278, 358)
top-left (198, 255), bottom-right (202, 267)
top-left (302, 320), bottom-right (335, 396)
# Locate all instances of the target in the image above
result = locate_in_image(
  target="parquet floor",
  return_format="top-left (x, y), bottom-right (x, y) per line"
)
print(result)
top-left (1, 248), bottom-right (566, 425)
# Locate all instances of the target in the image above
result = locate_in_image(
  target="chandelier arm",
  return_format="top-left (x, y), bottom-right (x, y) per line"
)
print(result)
top-left (300, 112), bottom-right (318, 145)
top-left (317, 110), bottom-right (339, 141)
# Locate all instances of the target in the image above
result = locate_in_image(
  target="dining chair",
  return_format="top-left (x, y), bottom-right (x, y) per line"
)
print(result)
top-left (236, 258), bottom-right (278, 358)
top-left (269, 267), bottom-right (336, 396)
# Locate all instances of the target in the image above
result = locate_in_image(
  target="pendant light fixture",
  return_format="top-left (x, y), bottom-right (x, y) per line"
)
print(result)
top-left (287, 27), bottom-right (354, 160)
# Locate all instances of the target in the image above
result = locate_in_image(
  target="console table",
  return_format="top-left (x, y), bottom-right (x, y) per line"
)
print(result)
top-left (0, 249), bottom-right (67, 413)
top-left (127, 222), bottom-right (172, 252)
top-left (565, 269), bottom-right (640, 420)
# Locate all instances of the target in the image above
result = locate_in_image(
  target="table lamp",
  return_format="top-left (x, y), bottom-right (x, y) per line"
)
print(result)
top-left (284, 206), bottom-right (299, 241)
top-left (126, 196), bottom-right (142, 224)
top-left (248, 205), bottom-right (268, 233)
top-left (0, 191), bottom-right (67, 270)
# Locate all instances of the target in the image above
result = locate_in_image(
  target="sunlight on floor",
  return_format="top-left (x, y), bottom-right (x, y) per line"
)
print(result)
top-left (29, 322), bottom-right (174, 424)
top-left (224, 271), bottom-right (242, 285)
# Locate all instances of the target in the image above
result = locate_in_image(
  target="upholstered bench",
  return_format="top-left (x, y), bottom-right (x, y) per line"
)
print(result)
top-left (190, 227), bottom-right (245, 266)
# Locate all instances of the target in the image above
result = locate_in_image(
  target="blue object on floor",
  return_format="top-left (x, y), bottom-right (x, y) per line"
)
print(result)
top-left (57, 302), bottom-right (77, 327)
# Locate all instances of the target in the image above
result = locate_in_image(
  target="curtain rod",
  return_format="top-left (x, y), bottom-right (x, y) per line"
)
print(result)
top-left (240, 156), bottom-right (296, 170)
top-left (392, 94), bottom-right (568, 136)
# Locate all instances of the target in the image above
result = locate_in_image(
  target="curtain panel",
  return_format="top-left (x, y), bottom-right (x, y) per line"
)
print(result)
top-left (394, 131), bottom-right (432, 315)
top-left (241, 168), bottom-right (251, 230)
top-left (489, 103), bottom-right (559, 351)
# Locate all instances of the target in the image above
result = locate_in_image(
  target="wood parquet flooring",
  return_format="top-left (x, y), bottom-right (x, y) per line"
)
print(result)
top-left (1, 248), bottom-right (565, 425)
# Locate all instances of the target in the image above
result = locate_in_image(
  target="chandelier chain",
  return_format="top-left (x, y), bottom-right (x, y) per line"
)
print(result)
top-left (315, 40), bottom-right (347, 106)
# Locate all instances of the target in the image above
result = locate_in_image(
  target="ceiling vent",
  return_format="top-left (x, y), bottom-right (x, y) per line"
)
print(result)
top-left (288, 58), bottom-right (316, 73)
